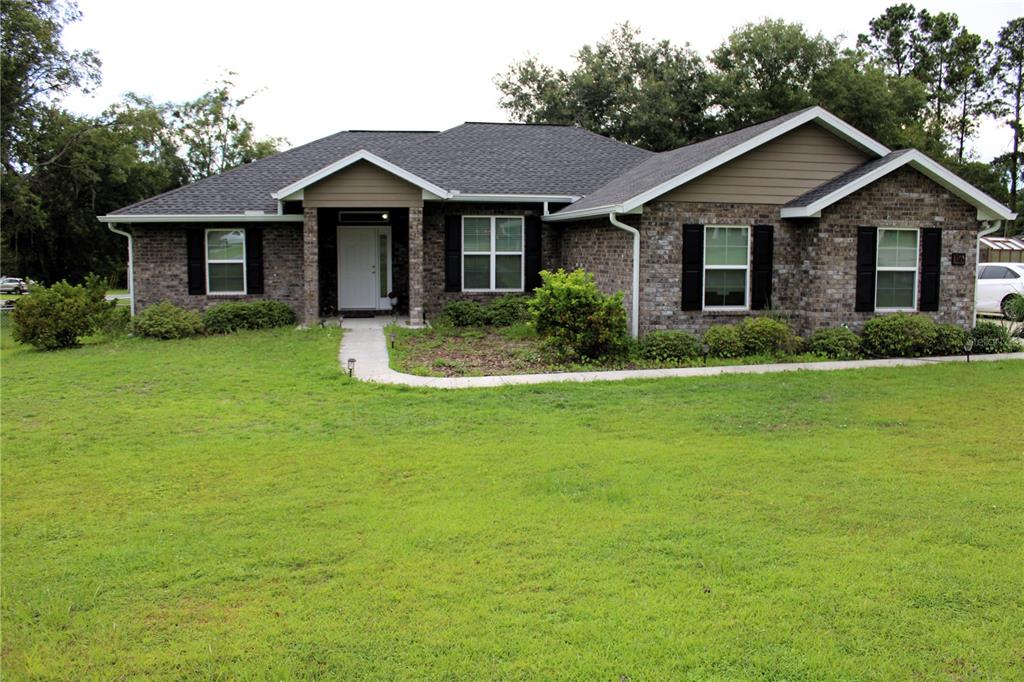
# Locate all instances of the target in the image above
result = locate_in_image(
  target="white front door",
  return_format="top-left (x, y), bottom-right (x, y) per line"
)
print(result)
top-left (338, 226), bottom-right (391, 310)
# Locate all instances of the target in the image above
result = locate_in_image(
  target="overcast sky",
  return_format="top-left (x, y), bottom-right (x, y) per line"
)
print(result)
top-left (62, 0), bottom-right (1020, 161)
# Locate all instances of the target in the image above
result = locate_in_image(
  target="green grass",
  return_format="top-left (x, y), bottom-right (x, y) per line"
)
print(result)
top-left (2, 323), bottom-right (1023, 679)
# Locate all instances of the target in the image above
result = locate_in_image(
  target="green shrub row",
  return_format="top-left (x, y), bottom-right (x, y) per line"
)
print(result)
top-left (133, 300), bottom-right (296, 339)
top-left (436, 295), bottom-right (531, 328)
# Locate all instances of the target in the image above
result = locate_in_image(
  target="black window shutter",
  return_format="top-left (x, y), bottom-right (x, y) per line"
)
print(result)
top-left (444, 215), bottom-right (461, 292)
top-left (246, 227), bottom-right (264, 294)
top-left (919, 228), bottom-right (941, 311)
top-left (681, 224), bottom-right (704, 311)
top-left (524, 215), bottom-right (543, 291)
top-left (186, 229), bottom-right (205, 295)
top-left (751, 225), bottom-right (774, 310)
top-left (855, 226), bottom-right (877, 312)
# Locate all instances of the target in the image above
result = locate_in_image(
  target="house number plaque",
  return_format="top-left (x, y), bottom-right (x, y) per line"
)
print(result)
top-left (950, 252), bottom-right (966, 266)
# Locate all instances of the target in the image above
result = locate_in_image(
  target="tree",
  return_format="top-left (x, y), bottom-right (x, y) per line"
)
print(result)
top-left (945, 33), bottom-right (997, 163)
top-left (993, 17), bottom-right (1024, 222)
top-left (710, 20), bottom-right (837, 130)
top-left (496, 24), bottom-right (715, 151)
top-left (857, 3), bottom-right (922, 78)
top-left (1, 0), bottom-right (100, 175)
top-left (170, 75), bottom-right (286, 181)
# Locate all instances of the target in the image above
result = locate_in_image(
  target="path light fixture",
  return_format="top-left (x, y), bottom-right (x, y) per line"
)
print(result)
top-left (390, 332), bottom-right (396, 349)
top-left (964, 337), bottom-right (974, 363)
top-left (701, 342), bottom-right (710, 367)
top-left (347, 357), bottom-right (356, 377)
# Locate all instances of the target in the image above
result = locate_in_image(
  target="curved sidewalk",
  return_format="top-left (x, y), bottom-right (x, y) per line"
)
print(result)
top-left (338, 317), bottom-right (1023, 390)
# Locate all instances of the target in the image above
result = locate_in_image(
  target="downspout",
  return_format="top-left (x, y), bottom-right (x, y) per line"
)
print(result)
top-left (609, 212), bottom-right (640, 337)
top-left (975, 220), bottom-right (1002, 327)
top-left (106, 223), bottom-right (135, 316)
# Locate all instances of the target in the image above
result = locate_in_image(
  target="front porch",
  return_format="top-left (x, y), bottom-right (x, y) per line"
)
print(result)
top-left (300, 205), bottom-right (426, 326)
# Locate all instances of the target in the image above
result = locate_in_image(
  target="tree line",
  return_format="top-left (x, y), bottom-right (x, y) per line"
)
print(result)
top-left (1, 0), bottom-right (284, 285)
top-left (496, 9), bottom-right (1024, 232)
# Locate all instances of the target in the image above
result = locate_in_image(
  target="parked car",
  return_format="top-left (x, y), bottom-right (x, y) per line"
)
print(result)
top-left (977, 263), bottom-right (1024, 317)
top-left (0, 277), bottom-right (28, 294)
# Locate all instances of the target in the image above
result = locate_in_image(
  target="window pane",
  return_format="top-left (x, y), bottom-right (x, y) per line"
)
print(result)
top-left (706, 227), bottom-right (748, 266)
top-left (463, 218), bottom-right (491, 252)
top-left (877, 229), bottom-right (917, 267)
top-left (495, 218), bottom-right (522, 251)
top-left (876, 270), bottom-right (915, 308)
top-left (704, 268), bottom-right (746, 307)
top-left (463, 254), bottom-right (490, 289)
top-left (495, 255), bottom-right (521, 289)
top-left (209, 262), bottom-right (244, 293)
top-left (207, 230), bottom-right (245, 260)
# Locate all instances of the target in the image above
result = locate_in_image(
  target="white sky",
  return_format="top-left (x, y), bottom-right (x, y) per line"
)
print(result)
top-left (62, 0), bottom-right (1022, 161)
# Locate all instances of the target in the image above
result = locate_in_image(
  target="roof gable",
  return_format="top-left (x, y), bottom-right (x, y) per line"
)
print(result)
top-left (547, 106), bottom-right (891, 221)
top-left (782, 150), bottom-right (1016, 221)
top-left (272, 150), bottom-right (451, 201)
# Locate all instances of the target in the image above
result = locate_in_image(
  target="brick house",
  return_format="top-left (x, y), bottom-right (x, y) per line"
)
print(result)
top-left (101, 106), bottom-right (1015, 336)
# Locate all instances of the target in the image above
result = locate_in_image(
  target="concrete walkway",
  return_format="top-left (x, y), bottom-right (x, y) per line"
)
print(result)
top-left (338, 316), bottom-right (1023, 389)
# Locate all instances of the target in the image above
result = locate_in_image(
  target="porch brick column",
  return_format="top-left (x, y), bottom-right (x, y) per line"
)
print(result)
top-left (407, 206), bottom-right (425, 325)
top-left (302, 207), bottom-right (319, 326)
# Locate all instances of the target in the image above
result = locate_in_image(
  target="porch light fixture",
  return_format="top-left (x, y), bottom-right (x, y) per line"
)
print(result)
top-left (964, 337), bottom-right (974, 363)
top-left (381, 212), bottom-right (389, 221)
top-left (347, 357), bottom-right (356, 377)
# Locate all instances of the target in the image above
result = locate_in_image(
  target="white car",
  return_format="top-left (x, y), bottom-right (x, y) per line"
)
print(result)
top-left (977, 263), bottom-right (1024, 317)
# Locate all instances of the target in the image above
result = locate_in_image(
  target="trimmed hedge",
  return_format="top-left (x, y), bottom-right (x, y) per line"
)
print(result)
top-left (437, 300), bottom-right (488, 327)
top-left (930, 324), bottom-right (968, 356)
top-left (970, 321), bottom-right (1014, 354)
top-left (639, 330), bottom-right (700, 362)
top-left (486, 295), bottom-right (531, 327)
top-left (203, 300), bottom-right (295, 334)
top-left (133, 302), bottom-right (204, 340)
top-left (703, 324), bottom-right (744, 358)
top-left (861, 313), bottom-right (937, 358)
top-left (809, 327), bottom-right (861, 360)
top-left (737, 317), bottom-right (798, 356)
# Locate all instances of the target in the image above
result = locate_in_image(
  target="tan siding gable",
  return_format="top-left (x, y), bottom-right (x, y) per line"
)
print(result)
top-left (660, 123), bottom-right (870, 205)
top-left (304, 160), bottom-right (422, 208)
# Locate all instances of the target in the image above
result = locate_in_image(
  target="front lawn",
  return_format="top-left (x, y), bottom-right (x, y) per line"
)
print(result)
top-left (2, 322), bottom-right (1022, 679)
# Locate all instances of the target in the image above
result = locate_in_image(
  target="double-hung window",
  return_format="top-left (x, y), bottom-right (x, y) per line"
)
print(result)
top-left (704, 225), bottom-right (749, 309)
top-left (876, 228), bottom-right (918, 310)
top-left (462, 216), bottom-right (524, 291)
top-left (206, 228), bottom-right (246, 295)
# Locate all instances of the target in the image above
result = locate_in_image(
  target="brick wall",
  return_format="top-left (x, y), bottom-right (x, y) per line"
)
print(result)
top-left (132, 225), bottom-right (303, 313)
top-left (558, 215), bottom-right (637, 324)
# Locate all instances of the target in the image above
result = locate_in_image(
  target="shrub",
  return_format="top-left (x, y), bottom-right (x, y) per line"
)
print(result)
top-left (203, 300), bottom-right (295, 334)
top-left (1004, 294), bottom-right (1024, 338)
top-left (861, 313), bottom-right (937, 358)
top-left (639, 330), bottom-right (700, 362)
top-left (808, 327), bottom-right (861, 360)
top-left (133, 302), bottom-right (204, 339)
top-left (970, 321), bottom-right (1014, 354)
top-left (703, 324), bottom-right (744, 358)
top-left (437, 300), bottom-right (487, 327)
top-left (11, 278), bottom-right (113, 350)
top-left (737, 317), bottom-right (797, 356)
top-left (529, 269), bottom-right (629, 361)
top-left (96, 306), bottom-right (132, 339)
top-left (929, 324), bottom-right (968, 356)
top-left (485, 295), bottom-right (531, 327)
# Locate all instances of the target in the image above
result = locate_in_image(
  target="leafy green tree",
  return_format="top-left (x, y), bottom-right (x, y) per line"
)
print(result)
top-left (857, 3), bottom-right (921, 77)
top-left (993, 17), bottom-right (1024, 221)
top-left (710, 20), bottom-right (838, 130)
top-left (496, 24), bottom-right (715, 151)
top-left (170, 75), bottom-right (286, 181)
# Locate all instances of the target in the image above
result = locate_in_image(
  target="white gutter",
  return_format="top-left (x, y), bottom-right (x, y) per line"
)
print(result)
top-left (975, 220), bottom-right (1003, 327)
top-left (98, 214), bottom-right (304, 224)
top-left (106, 223), bottom-right (135, 316)
top-left (609, 212), bottom-right (640, 338)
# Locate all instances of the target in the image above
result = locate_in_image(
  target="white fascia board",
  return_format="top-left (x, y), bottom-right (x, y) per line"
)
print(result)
top-left (447, 192), bottom-right (581, 203)
top-left (98, 214), bottom-right (305, 224)
top-left (621, 107), bottom-right (891, 213)
top-left (271, 149), bottom-right (452, 200)
top-left (542, 203), bottom-right (624, 222)
top-left (780, 150), bottom-right (1017, 221)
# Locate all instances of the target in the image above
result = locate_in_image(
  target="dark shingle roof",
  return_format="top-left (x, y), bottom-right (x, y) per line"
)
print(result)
top-left (110, 123), bottom-right (653, 216)
top-left (553, 109), bottom-right (813, 215)
top-left (111, 131), bottom-right (435, 215)
top-left (385, 123), bottom-right (653, 195)
top-left (783, 150), bottom-right (913, 209)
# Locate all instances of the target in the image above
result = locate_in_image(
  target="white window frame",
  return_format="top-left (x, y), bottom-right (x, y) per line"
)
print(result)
top-left (205, 228), bottom-right (247, 296)
top-left (461, 215), bottom-right (525, 292)
top-left (702, 225), bottom-right (751, 311)
top-left (875, 227), bottom-right (919, 312)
